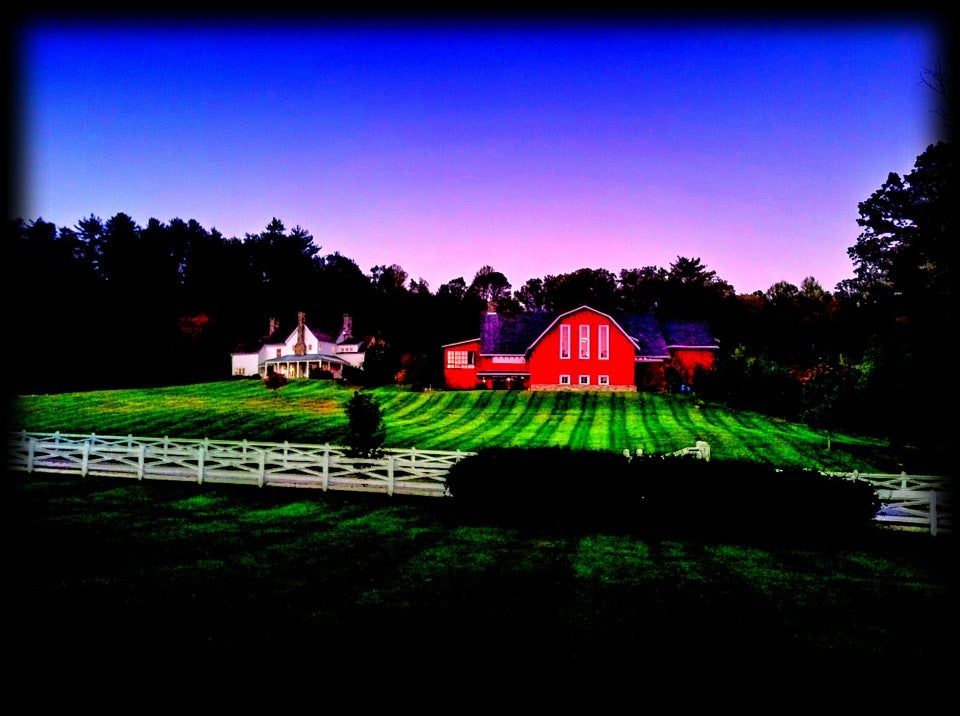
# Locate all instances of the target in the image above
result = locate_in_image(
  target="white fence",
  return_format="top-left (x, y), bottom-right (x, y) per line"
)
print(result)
top-left (6, 431), bottom-right (475, 497)
top-left (7, 432), bottom-right (952, 535)
top-left (822, 470), bottom-right (953, 537)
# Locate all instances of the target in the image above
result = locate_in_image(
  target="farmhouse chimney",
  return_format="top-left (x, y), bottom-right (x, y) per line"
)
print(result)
top-left (294, 311), bottom-right (307, 356)
top-left (337, 314), bottom-right (353, 343)
top-left (268, 317), bottom-right (279, 338)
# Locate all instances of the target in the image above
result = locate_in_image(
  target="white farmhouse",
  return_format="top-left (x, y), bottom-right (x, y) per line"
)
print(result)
top-left (230, 312), bottom-right (370, 380)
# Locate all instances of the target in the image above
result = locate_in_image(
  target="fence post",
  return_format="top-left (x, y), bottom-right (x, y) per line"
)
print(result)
top-left (197, 441), bottom-right (206, 484)
top-left (929, 490), bottom-right (938, 537)
top-left (137, 443), bottom-right (146, 479)
top-left (81, 439), bottom-right (90, 477)
top-left (27, 437), bottom-right (35, 473)
top-left (257, 449), bottom-right (266, 487)
top-left (322, 445), bottom-right (330, 492)
top-left (387, 454), bottom-right (395, 497)
top-left (901, 471), bottom-right (908, 490)
top-left (696, 440), bottom-right (710, 462)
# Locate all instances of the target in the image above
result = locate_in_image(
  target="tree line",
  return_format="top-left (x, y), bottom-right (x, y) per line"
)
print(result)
top-left (8, 140), bottom-right (953, 450)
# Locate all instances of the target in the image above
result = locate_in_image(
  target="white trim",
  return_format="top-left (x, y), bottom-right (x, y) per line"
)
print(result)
top-left (579, 374), bottom-right (590, 385)
top-left (559, 374), bottom-right (571, 385)
top-left (441, 337), bottom-right (480, 349)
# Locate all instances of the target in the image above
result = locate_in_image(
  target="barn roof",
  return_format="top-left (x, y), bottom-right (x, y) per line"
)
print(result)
top-left (480, 310), bottom-right (553, 354)
top-left (449, 305), bottom-right (716, 360)
top-left (620, 312), bottom-right (671, 359)
top-left (661, 320), bottom-right (718, 349)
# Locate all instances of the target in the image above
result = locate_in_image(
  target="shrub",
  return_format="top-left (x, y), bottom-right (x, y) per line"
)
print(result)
top-left (447, 449), bottom-right (881, 542)
top-left (345, 390), bottom-right (385, 458)
top-left (445, 446), bottom-right (630, 529)
top-left (263, 370), bottom-right (288, 392)
top-left (623, 457), bottom-right (881, 542)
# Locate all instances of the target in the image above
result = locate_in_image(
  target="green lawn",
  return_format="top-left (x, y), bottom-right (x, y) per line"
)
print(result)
top-left (7, 379), bottom-right (943, 473)
top-left (7, 471), bottom-right (955, 708)
top-left (7, 380), bottom-right (954, 708)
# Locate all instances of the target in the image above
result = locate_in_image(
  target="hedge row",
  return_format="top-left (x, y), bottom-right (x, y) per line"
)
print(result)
top-left (444, 447), bottom-right (881, 542)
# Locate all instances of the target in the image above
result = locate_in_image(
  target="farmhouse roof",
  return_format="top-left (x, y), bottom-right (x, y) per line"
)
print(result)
top-left (264, 352), bottom-right (350, 366)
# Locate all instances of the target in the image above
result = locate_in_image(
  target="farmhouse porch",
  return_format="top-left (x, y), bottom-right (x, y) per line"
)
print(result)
top-left (264, 354), bottom-right (350, 379)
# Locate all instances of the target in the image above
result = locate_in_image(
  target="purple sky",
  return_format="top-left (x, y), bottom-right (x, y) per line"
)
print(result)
top-left (14, 14), bottom-right (948, 295)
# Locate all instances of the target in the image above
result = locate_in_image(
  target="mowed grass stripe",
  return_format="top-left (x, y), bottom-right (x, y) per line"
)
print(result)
top-left (567, 391), bottom-right (601, 450)
top-left (704, 409), bottom-right (804, 465)
top-left (495, 391), bottom-right (552, 447)
top-left (457, 391), bottom-right (530, 449)
top-left (395, 390), bottom-right (505, 450)
top-left (390, 390), bottom-right (500, 450)
top-left (607, 393), bottom-right (630, 452)
top-left (523, 392), bottom-right (574, 447)
top-left (636, 394), bottom-right (681, 454)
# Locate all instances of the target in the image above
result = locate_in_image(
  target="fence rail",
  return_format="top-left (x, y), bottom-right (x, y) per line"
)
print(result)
top-left (822, 470), bottom-right (953, 536)
top-left (7, 432), bottom-right (953, 535)
top-left (6, 431), bottom-right (475, 497)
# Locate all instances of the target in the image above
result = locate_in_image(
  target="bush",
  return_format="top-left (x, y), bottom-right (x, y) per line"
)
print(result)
top-left (344, 390), bottom-right (385, 458)
top-left (263, 370), bottom-right (288, 391)
top-left (446, 448), bottom-right (881, 542)
top-left (623, 457), bottom-right (881, 542)
top-left (446, 446), bottom-right (630, 529)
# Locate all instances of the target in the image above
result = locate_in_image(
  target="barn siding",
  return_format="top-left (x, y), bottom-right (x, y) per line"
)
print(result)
top-left (528, 308), bottom-right (636, 388)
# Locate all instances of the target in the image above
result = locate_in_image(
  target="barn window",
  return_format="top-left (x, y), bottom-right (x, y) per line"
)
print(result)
top-left (579, 374), bottom-right (590, 385)
top-left (579, 325), bottom-right (590, 359)
top-left (598, 325), bottom-right (609, 359)
top-left (598, 375), bottom-right (609, 385)
top-left (560, 324), bottom-right (571, 359)
top-left (447, 350), bottom-right (476, 368)
top-left (559, 374), bottom-right (571, 385)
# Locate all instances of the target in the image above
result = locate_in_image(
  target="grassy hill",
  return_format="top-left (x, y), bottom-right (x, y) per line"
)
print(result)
top-left (7, 379), bottom-right (942, 473)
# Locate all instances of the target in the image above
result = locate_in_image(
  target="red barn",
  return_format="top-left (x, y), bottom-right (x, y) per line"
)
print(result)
top-left (442, 304), bottom-right (717, 392)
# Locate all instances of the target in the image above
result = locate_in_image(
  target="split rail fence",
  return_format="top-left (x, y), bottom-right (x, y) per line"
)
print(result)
top-left (7, 431), bottom-right (953, 535)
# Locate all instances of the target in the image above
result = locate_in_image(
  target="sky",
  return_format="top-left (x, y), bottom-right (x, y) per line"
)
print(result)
top-left (12, 12), bottom-right (950, 296)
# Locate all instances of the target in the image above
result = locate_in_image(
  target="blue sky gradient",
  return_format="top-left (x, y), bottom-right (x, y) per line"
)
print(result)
top-left (14, 14), bottom-right (949, 295)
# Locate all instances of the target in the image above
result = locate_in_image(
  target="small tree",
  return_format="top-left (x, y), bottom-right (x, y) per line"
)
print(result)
top-left (345, 390), bottom-right (385, 457)
top-left (798, 361), bottom-right (855, 451)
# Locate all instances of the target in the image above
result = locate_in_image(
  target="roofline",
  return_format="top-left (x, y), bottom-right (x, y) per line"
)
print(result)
top-left (265, 353), bottom-right (350, 365)
top-left (526, 305), bottom-right (642, 354)
top-left (666, 344), bottom-right (719, 350)
top-left (476, 371), bottom-right (531, 377)
top-left (441, 338), bottom-right (480, 348)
